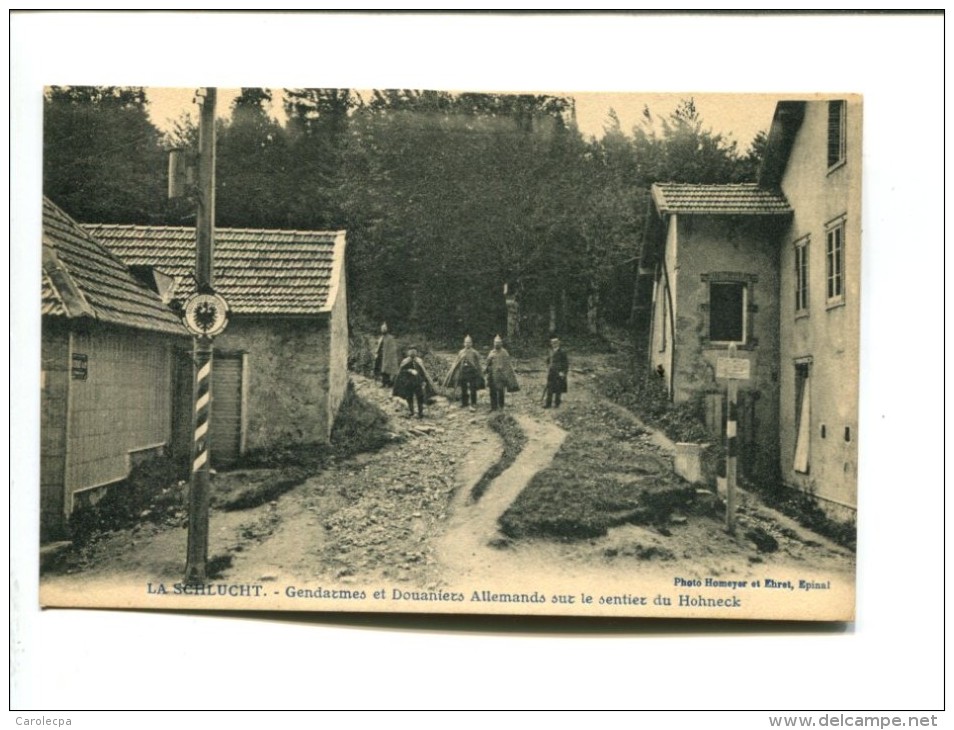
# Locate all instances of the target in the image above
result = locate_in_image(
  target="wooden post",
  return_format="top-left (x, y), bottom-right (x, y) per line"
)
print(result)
top-left (184, 340), bottom-right (213, 582)
top-left (184, 88), bottom-right (217, 584)
top-left (195, 87), bottom-right (216, 292)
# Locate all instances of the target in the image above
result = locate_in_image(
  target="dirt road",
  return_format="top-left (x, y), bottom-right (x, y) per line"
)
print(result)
top-left (42, 350), bottom-right (855, 615)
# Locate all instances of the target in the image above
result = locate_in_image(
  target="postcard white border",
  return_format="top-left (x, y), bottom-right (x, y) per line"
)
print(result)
top-left (10, 11), bottom-right (945, 716)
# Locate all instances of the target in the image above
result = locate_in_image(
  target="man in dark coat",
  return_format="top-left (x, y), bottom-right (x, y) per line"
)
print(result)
top-left (373, 322), bottom-right (399, 387)
top-left (443, 335), bottom-right (485, 410)
top-left (392, 347), bottom-right (437, 418)
top-left (544, 337), bottom-right (568, 408)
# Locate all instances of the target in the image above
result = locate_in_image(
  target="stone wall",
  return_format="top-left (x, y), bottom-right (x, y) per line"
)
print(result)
top-left (326, 269), bottom-right (350, 437)
top-left (671, 215), bottom-right (783, 483)
top-left (212, 316), bottom-right (332, 449)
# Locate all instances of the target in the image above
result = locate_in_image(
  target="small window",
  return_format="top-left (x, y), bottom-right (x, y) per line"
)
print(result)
top-left (826, 219), bottom-right (845, 306)
top-left (794, 237), bottom-right (809, 314)
top-left (827, 100), bottom-right (846, 169)
top-left (709, 281), bottom-right (746, 344)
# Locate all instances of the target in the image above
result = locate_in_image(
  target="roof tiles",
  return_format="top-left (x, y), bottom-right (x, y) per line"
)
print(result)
top-left (84, 224), bottom-right (347, 316)
top-left (42, 198), bottom-right (187, 335)
top-left (651, 183), bottom-right (792, 216)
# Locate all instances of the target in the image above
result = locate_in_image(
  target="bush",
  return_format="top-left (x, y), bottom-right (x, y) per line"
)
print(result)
top-left (597, 357), bottom-right (710, 443)
top-left (348, 332), bottom-right (377, 377)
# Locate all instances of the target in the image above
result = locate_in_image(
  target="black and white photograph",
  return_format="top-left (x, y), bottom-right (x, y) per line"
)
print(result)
top-left (36, 85), bottom-right (858, 621)
top-left (11, 10), bottom-right (944, 718)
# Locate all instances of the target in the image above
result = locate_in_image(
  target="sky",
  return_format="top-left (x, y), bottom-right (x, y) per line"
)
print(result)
top-left (146, 87), bottom-right (779, 150)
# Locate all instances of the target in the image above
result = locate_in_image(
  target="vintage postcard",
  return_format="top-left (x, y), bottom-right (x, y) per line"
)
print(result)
top-left (37, 88), bottom-right (859, 621)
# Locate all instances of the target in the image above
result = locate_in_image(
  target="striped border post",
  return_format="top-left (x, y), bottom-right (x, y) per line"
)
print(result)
top-left (725, 378), bottom-right (738, 534)
top-left (185, 339), bottom-right (213, 583)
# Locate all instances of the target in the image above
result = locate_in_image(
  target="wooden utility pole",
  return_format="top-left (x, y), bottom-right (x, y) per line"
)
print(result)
top-left (184, 88), bottom-right (217, 584)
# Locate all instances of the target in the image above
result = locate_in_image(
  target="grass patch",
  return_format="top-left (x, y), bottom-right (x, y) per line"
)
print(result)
top-left (470, 413), bottom-right (528, 502)
top-left (596, 352), bottom-right (710, 444)
top-left (760, 487), bottom-right (856, 552)
top-left (498, 402), bottom-right (711, 540)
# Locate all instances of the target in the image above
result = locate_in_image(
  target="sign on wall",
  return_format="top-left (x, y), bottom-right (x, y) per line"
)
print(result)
top-left (71, 353), bottom-right (88, 380)
top-left (716, 356), bottom-right (750, 381)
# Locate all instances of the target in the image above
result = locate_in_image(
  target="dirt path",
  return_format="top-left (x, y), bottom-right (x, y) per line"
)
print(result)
top-left (41, 349), bottom-right (855, 616)
top-left (436, 413), bottom-right (566, 584)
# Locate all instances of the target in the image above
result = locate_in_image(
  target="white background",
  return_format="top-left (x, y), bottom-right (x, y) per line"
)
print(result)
top-left (9, 11), bottom-right (947, 722)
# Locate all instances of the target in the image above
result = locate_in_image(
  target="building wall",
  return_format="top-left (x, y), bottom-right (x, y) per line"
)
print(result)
top-left (212, 316), bottom-right (332, 449)
top-left (65, 323), bottom-right (177, 510)
top-left (40, 319), bottom-right (70, 540)
top-left (778, 99), bottom-right (862, 514)
top-left (326, 268), bottom-right (350, 436)
top-left (670, 215), bottom-right (782, 480)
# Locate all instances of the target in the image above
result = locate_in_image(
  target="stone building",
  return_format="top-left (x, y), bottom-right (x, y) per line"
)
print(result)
top-left (637, 97), bottom-right (861, 517)
top-left (85, 223), bottom-right (350, 469)
top-left (642, 183), bottom-right (793, 483)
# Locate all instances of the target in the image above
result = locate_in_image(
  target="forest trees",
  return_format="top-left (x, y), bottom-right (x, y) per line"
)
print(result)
top-left (41, 88), bottom-right (764, 344)
top-left (43, 86), bottom-right (168, 223)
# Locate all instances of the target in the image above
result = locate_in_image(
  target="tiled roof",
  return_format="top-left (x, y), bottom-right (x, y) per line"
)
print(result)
top-left (651, 183), bottom-right (792, 216)
top-left (84, 224), bottom-right (347, 316)
top-left (42, 198), bottom-right (187, 335)
top-left (41, 269), bottom-right (67, 317)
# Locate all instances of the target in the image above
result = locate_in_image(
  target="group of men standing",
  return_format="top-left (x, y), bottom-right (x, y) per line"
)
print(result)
top-left (445, 334), bottom-right (522, 412)
top-left (373, 323), bottom-right (435, 419)
top-left (373, 322), bottom-right (568, 418)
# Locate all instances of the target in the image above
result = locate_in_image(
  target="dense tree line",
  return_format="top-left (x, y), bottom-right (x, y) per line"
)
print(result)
top-left (43, 87), bottom-right (764, 344)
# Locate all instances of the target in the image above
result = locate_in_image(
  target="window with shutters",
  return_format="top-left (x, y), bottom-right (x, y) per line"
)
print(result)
top-left (825, 216), bottom-right (846, 308)
top-left (827, 99), bottom-right (846, 171)
top-left (700, 272), bottom-right (758, 349)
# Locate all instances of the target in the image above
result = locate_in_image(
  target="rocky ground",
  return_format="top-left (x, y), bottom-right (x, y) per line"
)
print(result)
top-left (41, 349), bottom-right (855, 617)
